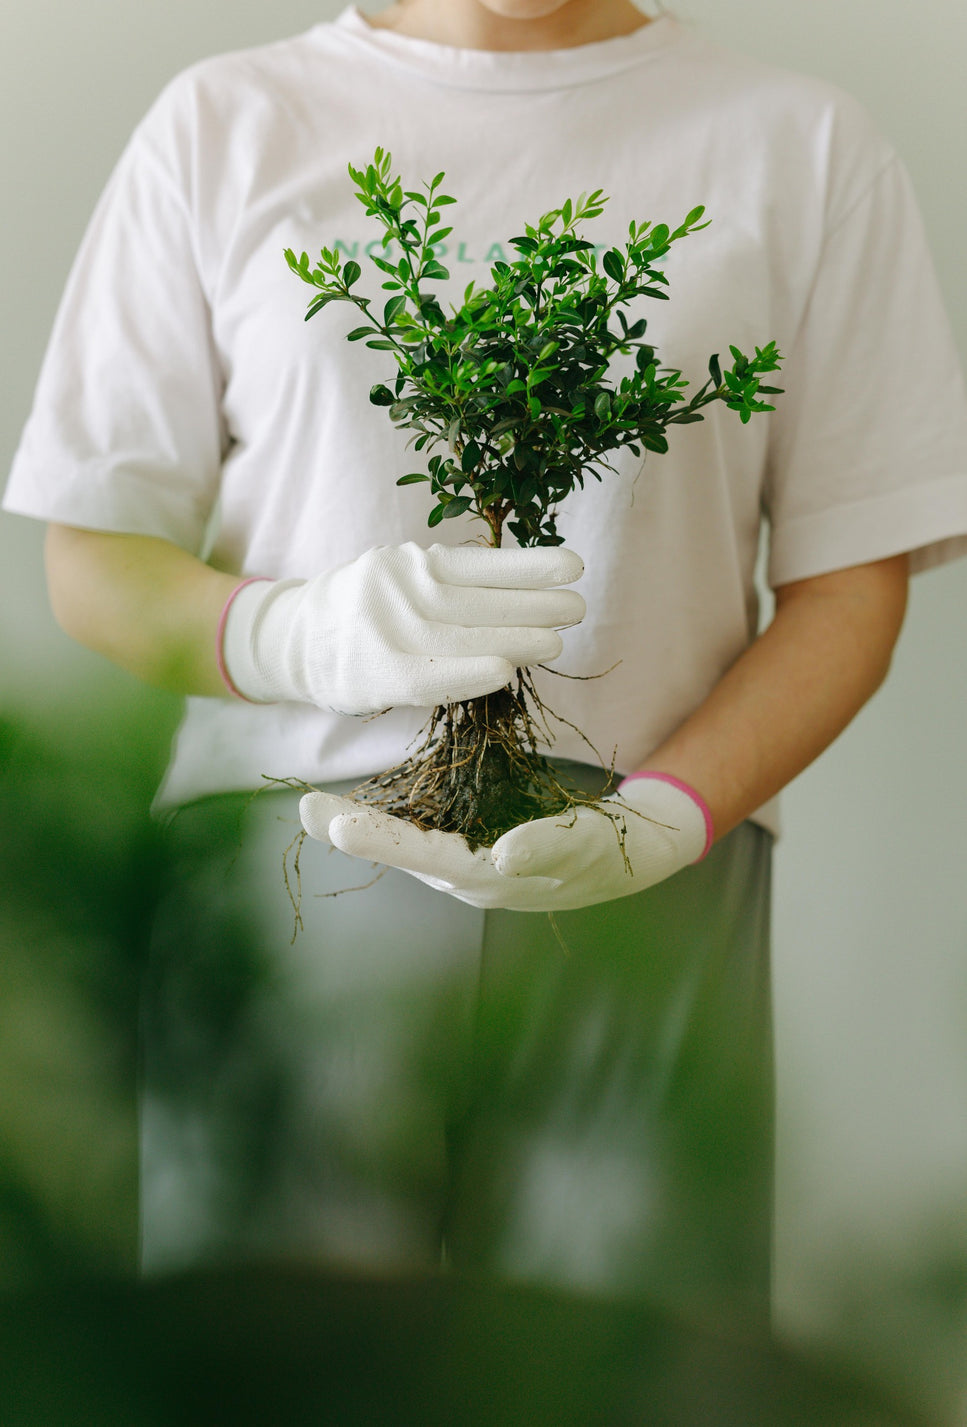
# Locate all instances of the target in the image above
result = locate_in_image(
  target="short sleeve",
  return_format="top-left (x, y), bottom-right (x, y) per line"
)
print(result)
top-left (4, 88), bottom-right (226, 553)
top-left (765, 155), bottom-right (967, 585)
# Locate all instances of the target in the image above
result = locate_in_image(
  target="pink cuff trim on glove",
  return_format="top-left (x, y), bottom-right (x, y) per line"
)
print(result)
top-left (216, 577), bottom-right (272, 701)
top-left (617, 771), bottom-right (715, 862)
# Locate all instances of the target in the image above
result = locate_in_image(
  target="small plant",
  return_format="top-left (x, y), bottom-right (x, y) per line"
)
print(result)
top-left (285, 149), bottom-right (783, 846)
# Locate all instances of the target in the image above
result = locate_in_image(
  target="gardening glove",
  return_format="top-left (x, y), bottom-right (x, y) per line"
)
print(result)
top-left (298, 773), bottom-right (713, 912)
top-left (218, 541), bottom-right (585, 716)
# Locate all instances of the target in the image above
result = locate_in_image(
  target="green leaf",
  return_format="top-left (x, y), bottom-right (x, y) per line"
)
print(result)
top-left (602, 249), bottom-right (625, 283)
top-left (343, 260), bottom-right (361, 288)
top-left (304, 294), bottom-right (335, 320)
top-left (441, 496), bottom-right (473, 519)
top-left (461, 440), bottom-right (482, 472)
top-left (347, 326), bottom-right (377, 341)
top-left (315, 156), bottom-right (785, 546)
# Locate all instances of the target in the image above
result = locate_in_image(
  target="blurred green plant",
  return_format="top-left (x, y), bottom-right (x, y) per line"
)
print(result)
top-left (0, 694), bottom-right (960, 1426)
top-left (0, 692), bottom-right (282, 1285)
top-left (0, 701), bottom-right (166, 1282)
top-left (0, 1267), bottom-right (944, 1427)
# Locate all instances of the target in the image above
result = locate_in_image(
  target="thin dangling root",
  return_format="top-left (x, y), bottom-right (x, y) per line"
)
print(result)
top-left (282, 827), bottom-right (306, 944)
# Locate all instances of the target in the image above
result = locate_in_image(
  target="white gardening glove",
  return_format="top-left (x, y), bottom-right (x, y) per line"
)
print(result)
top-left (219, 542), bottom-right (584, 715)
top-left (299, 773), bottom-right (713, 912)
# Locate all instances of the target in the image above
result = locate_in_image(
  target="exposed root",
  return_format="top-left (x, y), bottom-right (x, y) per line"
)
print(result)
top-left (269, 673), bottom-right (678, 939)
top-left (346, 668), bottom-right (619, 850)
top-left (535, 659), bottom-right (623, 682)
top-left (547, 911), bottom-right (572, 957)
top-left (282, 827), bottom-right (306, 944)
top-left (314, 864), bottom-right (390, 899)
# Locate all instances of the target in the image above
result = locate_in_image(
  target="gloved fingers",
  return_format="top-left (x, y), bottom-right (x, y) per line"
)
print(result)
top-left (614, 781), bottom-right (710, 864)
top-left (301, 793), bottom-right (472, 876)
top-left (299, 791), bottom-right (470, 892)
top-left (491, 804), bottom-right (616, 879)
top-left (325, 804), bottom-right (566, 910)
top-left (303, 794), bottom-right (585, 911)
top-left (493, 792), bottom-right (698, 883)
top-left (415, 581), bottom-right (586, 631)
top-left (409, 622), bottom-right (565, 666)
top-left (426, 544), bottom-right (584, 591)
top-left (399, 654), bottom-right (519, 706)
top-left (299, 790), bottom-right (361, 843)
top-left (325, 802), bottom-right (488, 883)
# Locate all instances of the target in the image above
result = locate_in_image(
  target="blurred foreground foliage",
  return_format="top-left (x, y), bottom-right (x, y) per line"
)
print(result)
top-left (0, 689), bottom-right (961, 1425)
top-left (0, 688), bottom-right (177, 1282)
top-left (0, 1266), bottom-right (945, 1427)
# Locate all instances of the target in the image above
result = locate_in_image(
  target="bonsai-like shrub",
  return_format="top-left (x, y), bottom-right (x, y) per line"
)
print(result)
top-left (285, 150), bottom-right (783, 846)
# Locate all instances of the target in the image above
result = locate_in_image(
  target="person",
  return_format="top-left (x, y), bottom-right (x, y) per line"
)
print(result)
top-left (6, 0), bottom-right (967, 1323)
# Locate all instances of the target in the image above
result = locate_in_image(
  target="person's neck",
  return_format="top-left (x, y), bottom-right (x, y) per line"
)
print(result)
top-left (362, 1), bottom-right (651, 53)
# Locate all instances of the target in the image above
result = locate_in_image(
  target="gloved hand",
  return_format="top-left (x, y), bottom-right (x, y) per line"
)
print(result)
top-left (298, 772), bottom-right (713, 912)
top-left (218, 541), bottom-right (585, 715)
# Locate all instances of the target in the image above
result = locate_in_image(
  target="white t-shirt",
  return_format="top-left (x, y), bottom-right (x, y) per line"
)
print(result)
top-left (7, 7), bottom-right (967, 832)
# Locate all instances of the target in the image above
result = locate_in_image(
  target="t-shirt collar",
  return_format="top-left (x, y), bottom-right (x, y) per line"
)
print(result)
top-left (331, 4), bottom-right (681, 92)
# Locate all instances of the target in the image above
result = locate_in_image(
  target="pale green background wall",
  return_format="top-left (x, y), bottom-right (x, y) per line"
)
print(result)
top-left (3, 0), bottom-right (967, 1404)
